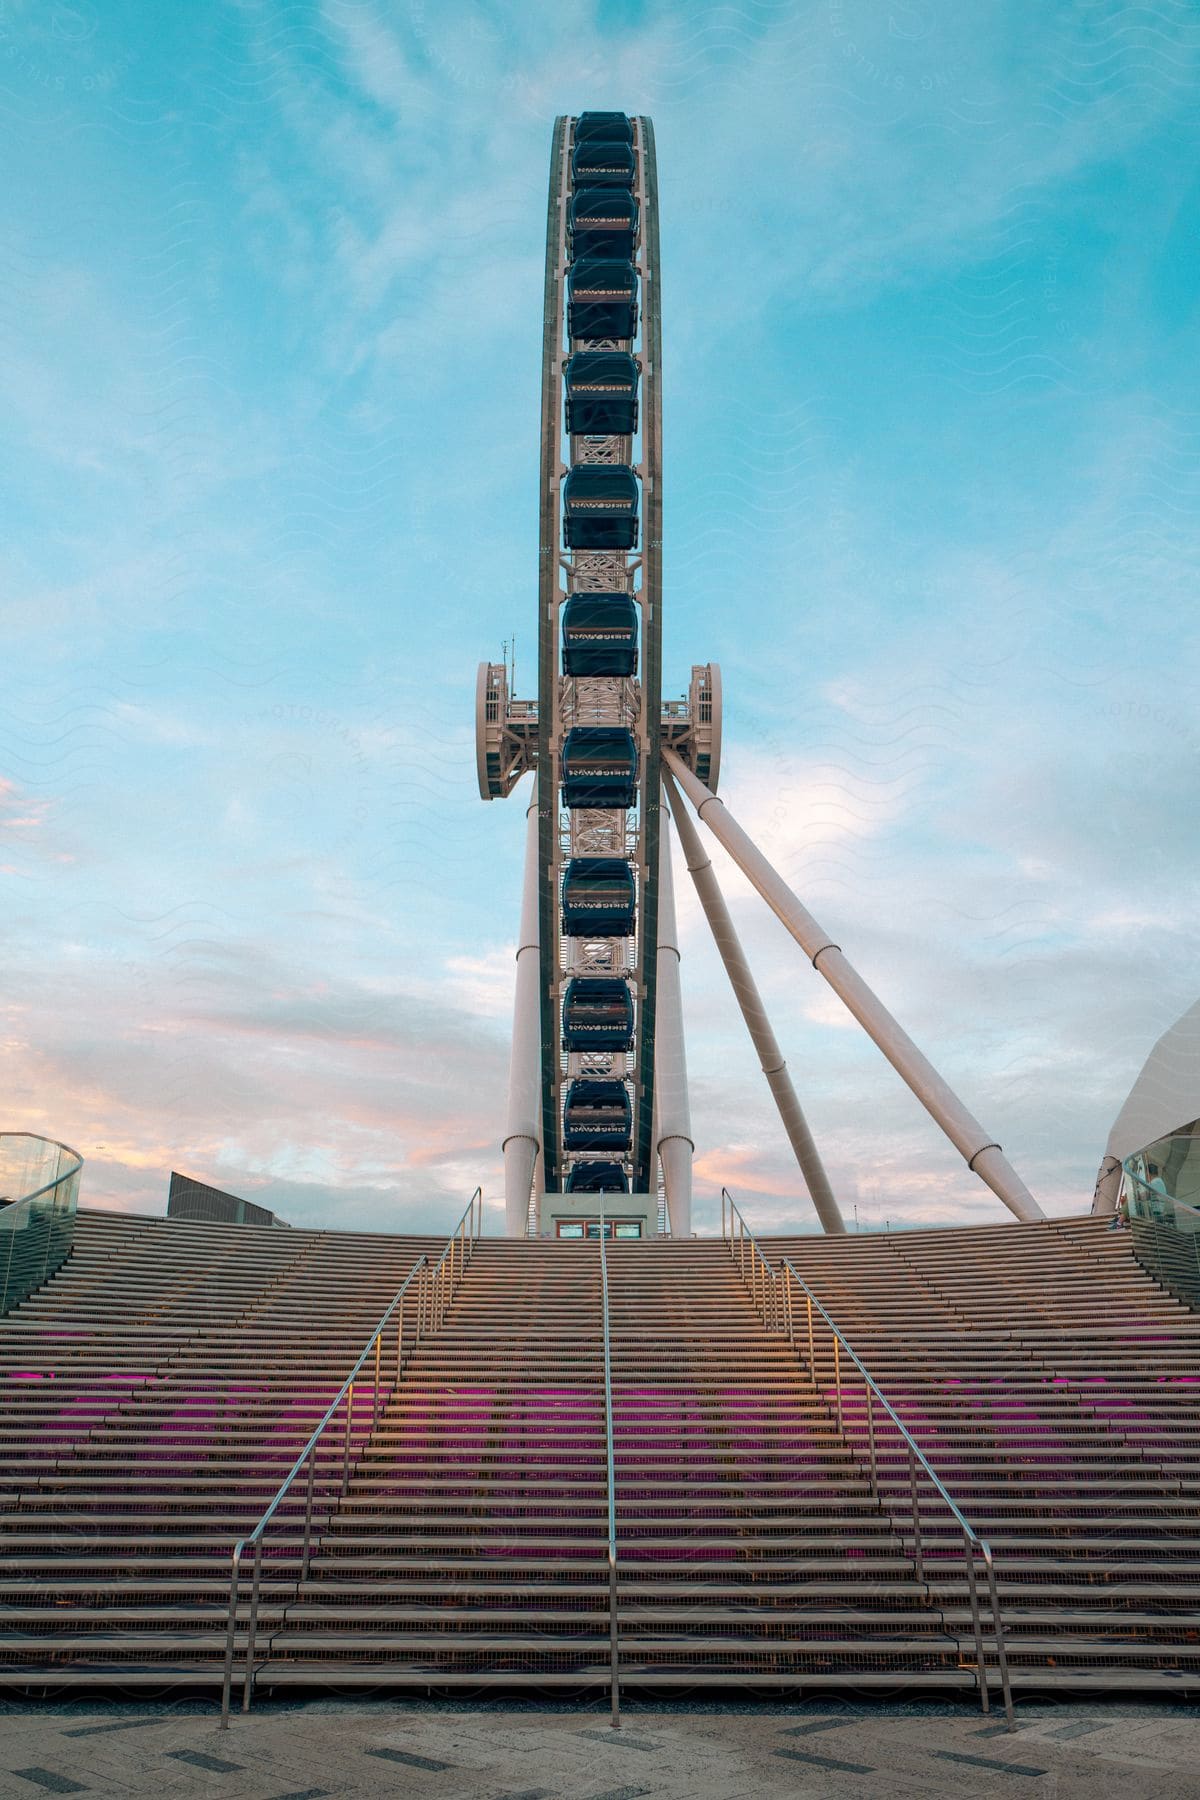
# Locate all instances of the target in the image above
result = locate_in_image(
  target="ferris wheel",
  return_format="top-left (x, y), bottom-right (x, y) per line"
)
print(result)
top-left (477, 113), bottom-right (718, 1237)
top-left (478, 115), bottom-right (1042, 1239)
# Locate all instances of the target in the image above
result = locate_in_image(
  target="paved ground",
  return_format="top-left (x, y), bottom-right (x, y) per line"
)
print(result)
top-left (0, 1694), bottom-right (1198, 1799)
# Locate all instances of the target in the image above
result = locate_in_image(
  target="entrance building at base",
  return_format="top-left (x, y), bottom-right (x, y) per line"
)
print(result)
top-left (542, 1190), bottom-right (657, 1239)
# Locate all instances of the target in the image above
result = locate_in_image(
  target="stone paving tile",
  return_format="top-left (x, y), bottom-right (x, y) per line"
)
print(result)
top-left (1, 1701), bottom-right (1199, 1799)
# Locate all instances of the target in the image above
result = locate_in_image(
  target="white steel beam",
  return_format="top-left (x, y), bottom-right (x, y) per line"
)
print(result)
top-left (503, 779), bottom-right (541, 1237)
top-left (654, 814), bottom-right (693, 1237)
top-left (663, 749), bottom-right (1043, 1224)
top-left (662, 770), bottom-right (844, 1235)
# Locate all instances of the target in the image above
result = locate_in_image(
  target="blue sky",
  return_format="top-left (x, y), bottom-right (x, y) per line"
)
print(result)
top-left (2, 0), bottom-right (1197, 1234)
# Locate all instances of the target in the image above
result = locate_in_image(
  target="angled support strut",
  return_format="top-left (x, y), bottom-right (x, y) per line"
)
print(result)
top-left (663, 750), bottom-right (1042, 1224)
top-left (662, 770), bottom-right (844, 1235)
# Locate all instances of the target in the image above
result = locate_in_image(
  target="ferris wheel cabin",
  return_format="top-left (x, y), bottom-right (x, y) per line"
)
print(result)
top-left (562, 465), bottom-right (639, 549)
top-left (561, 593), bottom-right (638, 677)
top-left (560, 726), bottom-right (639, 809)
top-left (560, 857), bottom-right (637, 937)
top-left (567, 259), bottom-right (639, 341)
top-left (563, 1078), bottom-right (633, 1151)
top-left (565, 1160), bottom-right (631, 1194)
top-left (564, 351), bottom-right (639, 437)
top-left (562, 975), bottom-right (635, 1051)
top-left (569, 189), bottom-right (639, 260)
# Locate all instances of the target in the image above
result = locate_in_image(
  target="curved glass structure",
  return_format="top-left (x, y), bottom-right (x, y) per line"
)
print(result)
top-left (0, 1134), bottom-right (83, 1315)
top-left (1123, 1134), bottom-right (1200, 1310)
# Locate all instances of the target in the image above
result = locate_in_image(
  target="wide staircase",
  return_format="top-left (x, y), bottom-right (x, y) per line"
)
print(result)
top-left (770, 1218), bottom-right (1200, 1693)
top-left (0, 1207), bottom-right (1197, 1698)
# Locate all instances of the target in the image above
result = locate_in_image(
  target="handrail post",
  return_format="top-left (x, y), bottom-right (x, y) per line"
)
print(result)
top-left (806, 1291), bottom-right (815, 1375)
top-left (983, 1543), bottom-right (1014, 1726)
top-left (219, 1544), bottom-right (244, 1728)
top-left (599, 1227), bottom-right (620, 1729)
top-left (372, 1333), bottom-right (382, 1430)
top-left (241, 1537), bottom-right (263, 1713)
top-left (865, 1385), bottom-right (877, 1499)
top-left (342, 1382), bottom-right (354, 1498)
top-left (965, 1534), bottom-right (989, 1715)
top-left (300, 1442), bottom-right (317, 1583)
top-left (833, 1332), bottom-right (843, 1439)
top-left (908, 1448), bottom-right (924, 1585)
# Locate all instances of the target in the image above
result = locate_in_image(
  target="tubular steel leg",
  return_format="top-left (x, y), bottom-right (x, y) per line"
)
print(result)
top-left (341, 1382), bottom-right (354, 1497)
top-left (909, 1450), bottom-right (924, 1585)
top-left (984, 1547), bottom-right (1015, 1726)
top-left (965, 1538), bottom-right (989, 1715)
top-left (241, 1538), bottom-right (263, 1714)
top-left (300, 1444), bottom-right (317, 1583)
top-left (609, 1555), bottom-right (621, 1729)
top-left (866, 1387), bottom-right (878, 1499)
top-left (219, 1548), bottom-right (242, 1728)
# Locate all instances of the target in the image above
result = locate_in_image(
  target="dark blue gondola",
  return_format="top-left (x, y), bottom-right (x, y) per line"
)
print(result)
top-left (562, 464), bottom-right (638, 550)
top-left (563, 1078), bottom-right (632, 1151)
top-left (561, 857), bottom-right (636, 937)
top-left (561, 726), bottom-right (638, 810)
top-left (563, 976), bottom-right (635, 1051)
top-left (566, 1160), bottom-right (630, 1194)
top-left (569, 189), bottom-right (638, 259)
top-left (571, 140), bottom-right (635, 188)
top-left (568, 259), bottom-right (638, 341)
top-left (574, 111), bottom-right (633, 147)
top-left (565, 352), bottom-right (638, 437)
top-left (562, 592), bottom-right (638, 677)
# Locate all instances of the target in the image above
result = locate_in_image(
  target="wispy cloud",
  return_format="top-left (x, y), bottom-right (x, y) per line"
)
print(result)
top-left (0, 1), bottom-right (1195, 1233)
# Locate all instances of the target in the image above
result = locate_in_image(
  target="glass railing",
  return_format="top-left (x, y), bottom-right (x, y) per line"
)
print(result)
top-left (0, 1134), bottom-right (83, 1315)
top-left (1123, 1136), bottom-right (1200, 1311)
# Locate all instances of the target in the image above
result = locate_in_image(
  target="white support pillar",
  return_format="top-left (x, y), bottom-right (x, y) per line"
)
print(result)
top-left (502, 779), bottom-right (541, 1237)
top-left (654, 815), bottom-right (693, 1237)
top-left (663, 749), bottom-right (1043, 1225)
top-left (1092, 1154), bottom-right (1122, 1216)
top-left (663, 770), bottom-right (845, 1235)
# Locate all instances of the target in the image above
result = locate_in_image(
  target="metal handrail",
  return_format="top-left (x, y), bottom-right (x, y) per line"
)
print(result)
top-left (720, 1188), bottom-right (783, 1333)
top-left (719, 1189), bottom-right (1012, 1724)
top-left (598, 1211), bottom-right (621, 1728)
top-left (219, 1187), bottom-right (484, 1724)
